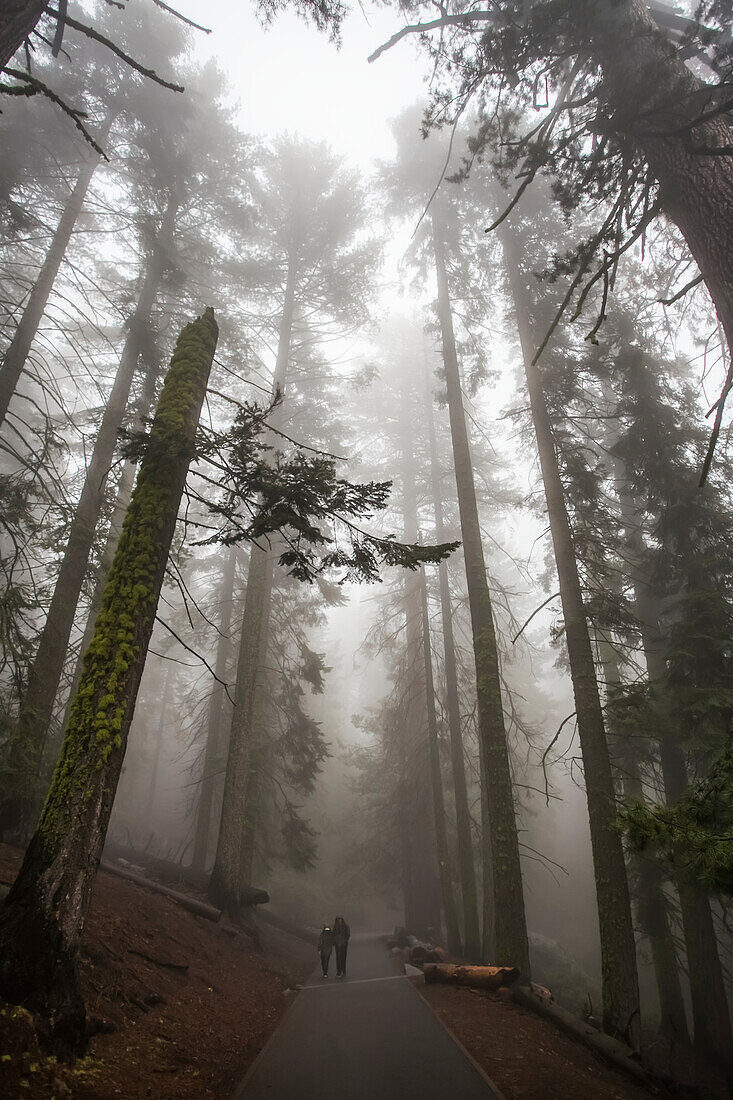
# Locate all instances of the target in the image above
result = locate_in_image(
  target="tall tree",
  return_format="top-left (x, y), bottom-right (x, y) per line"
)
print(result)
top-left (424, 352), bottom-right (481, 960)
top-left (0, 307), bottom-right (219, 1052)
top-left (432, 203), bottom-right (530, 974)
top-left (500, 218), bottom-right (640, 1047)
top-left (209, 137), bottom-right (379, 913)
top-left (373, 0), bottom-right (733, 471)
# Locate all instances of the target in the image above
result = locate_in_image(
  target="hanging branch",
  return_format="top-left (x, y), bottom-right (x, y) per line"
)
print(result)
top-left (152, 0), bottom-right (212, 34)
top-left (1, 69), bottom-right (107, 157)
top-left (511, 590), bottom-right (560, 644)
top-left (659, 272), bottom-right (704, 305)
top-left (45, 6), bottom-right (184, 91)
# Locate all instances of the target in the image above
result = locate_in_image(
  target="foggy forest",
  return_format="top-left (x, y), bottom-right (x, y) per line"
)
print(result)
top-left (0, 0), bottom-right (731, 1097)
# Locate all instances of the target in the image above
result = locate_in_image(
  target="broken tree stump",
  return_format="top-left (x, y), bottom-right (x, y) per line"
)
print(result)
top-left (423, 964), bottom-right (520, 990)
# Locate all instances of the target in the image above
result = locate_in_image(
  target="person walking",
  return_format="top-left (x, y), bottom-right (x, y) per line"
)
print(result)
top-left (317, 925), bottom-right (334, 978)
top-left (333, 916), bottom-right (350, 978)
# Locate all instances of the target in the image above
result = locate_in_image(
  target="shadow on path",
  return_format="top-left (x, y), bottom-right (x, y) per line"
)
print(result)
top-left (233, 933), bottom-right (501, 1099)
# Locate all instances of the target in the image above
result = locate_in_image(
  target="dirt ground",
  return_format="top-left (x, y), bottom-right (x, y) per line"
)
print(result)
top-left (418, 982), bottom-right (658, 1100)
top-left (0, 845), bottom-right (314, 1098)
top-left (418, 981), bottom-right (732, 1100)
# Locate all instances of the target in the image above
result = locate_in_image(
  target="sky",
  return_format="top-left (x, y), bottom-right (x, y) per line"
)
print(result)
top-left (176, 1), bottom-right (431, 170)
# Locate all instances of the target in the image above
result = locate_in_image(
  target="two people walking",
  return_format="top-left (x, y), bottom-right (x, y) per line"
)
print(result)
top-left (318, 916), bottom-right (350, 978)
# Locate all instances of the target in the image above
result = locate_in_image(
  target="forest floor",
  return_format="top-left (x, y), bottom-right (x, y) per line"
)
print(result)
top-left (0, 844), bottom-right (313, 1099)
top-left (418, 981), bottom-right (728, 1100)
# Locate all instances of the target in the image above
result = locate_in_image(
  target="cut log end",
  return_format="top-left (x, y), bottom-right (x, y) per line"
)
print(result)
top-left (423, 963), bottom-right (521, 991)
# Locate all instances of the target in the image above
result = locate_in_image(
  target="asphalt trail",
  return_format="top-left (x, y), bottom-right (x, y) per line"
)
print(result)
top-left (233, 933), bottom-right (501, 1099)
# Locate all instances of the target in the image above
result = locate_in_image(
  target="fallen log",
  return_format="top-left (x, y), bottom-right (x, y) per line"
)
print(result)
top-left (423, 964), bottom-right (520, 990)
top-left (100, 860), bottom-right (221, 922)
top-left (511, 986), bottom-right (654, 1089)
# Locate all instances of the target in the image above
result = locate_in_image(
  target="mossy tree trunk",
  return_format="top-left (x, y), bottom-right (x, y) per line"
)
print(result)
top-left (209, 249), bottom-right (297, 914)
top-left (0, 198), bottom-right (178, 832)
top-left (0, 308), bottom-right (218, 1054)
top-left (424, 355), bottom-right (481, 961)
top-left (191, 546), bottom-right (238, 874)
top-left (431, 207), bottom-right (529, 975)
top-left (46, 340), bottom-right (164, 787)
top-left (502, 227), bottom-right (640, 1047)
top-left (0, 110), bottom-right (115, 431)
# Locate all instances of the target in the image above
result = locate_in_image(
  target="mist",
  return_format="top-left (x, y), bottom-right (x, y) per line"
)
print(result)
top-left (0, 1), bottom-right (731, 1096)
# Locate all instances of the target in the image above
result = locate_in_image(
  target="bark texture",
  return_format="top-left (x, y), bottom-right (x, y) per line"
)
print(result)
top-left (0, 308), bottom-right (218, 1053)
top-left (432, 207), bottom-right (530, 976)
top-left (0, 0), bottom-right (48, 73)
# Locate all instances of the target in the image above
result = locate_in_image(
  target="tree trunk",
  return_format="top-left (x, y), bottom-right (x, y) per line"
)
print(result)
top-left (595, 630), bottom-right (690, 1045)
top-left (145, 663), bottom-right (173, 824)
top-left (0, 197), bottom-right (177, 830)
top-left (639, 587), bottom-right (732, 1071)
top-left (0, 111), bottom-right (115, 431)
top-left (0, 308), bottom-right (218, 1054)
top-left (501, 229), bottom-right (639, 1047)
top-left (588, 0), bottom-right (733, 366)
top-left (419, 567), bottom-right (463, 954)
top-left (238, 632), bottom-right (271, 890)
top-left (191, 546), bottom-right (237, 874)
top-left (0, 0), bottom-right (48, 74)
top-left (45, 340), bottom-right (164, 784)
top-left (209, 246), bottom-right (297, 914)
top-left (397, 360), bottom-right (444, 939)
top-left (616, 476), bottom-right (733, 1069)
top-left (424, 354), bottom-right (481, 961)
top-left (431, 207), bottom-right (530, 976)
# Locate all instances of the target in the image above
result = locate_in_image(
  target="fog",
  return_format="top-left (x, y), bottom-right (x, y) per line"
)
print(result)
top-left (1, 0), bottom-right (732, 1086)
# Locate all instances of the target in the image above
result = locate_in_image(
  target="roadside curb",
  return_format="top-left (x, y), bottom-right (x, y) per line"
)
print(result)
top-left (407, 974), bottom-right (508, 1100)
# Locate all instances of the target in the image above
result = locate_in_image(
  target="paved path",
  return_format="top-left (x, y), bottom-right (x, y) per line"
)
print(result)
top-left (233, 933), bottom-right (501, 1099)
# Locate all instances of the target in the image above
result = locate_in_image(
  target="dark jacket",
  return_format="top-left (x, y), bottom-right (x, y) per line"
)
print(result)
top-left (332, 918), bottom-right (350, 947)
top-left (318, 927), bottom-right (333, 954)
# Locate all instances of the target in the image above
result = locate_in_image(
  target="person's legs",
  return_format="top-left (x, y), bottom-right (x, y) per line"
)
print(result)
top-left (336, 944), bottom-right (346, 976)
top-left (321, 952), bottom-right (330, 977)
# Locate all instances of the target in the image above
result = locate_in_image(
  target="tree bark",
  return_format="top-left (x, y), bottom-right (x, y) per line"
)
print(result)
top-left (0, 0), bottom-right (48, 74)
top-left (588, 0), bottom-right (733, 366)
top-left (191, 546), bottom-right (237, 874)
top-left (424, 355), bottom-right (481, 961)
top-left (46, 339), bottom-right (164, 783)
top-left (501, 229), bottom-right (639, 1047)
top-left (0, 111), bottom-right (115, 431)
top-left (0, 197), bottom-right (177, 830)
top-left (0, 308), bottom-right (218, 1054)
top-left (209, 245), bottom-right (297, 914)
top-left (431, 207), bottom-right (530, 976)
top-left (419, 567), bottom-right (463, 954)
